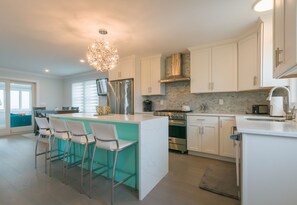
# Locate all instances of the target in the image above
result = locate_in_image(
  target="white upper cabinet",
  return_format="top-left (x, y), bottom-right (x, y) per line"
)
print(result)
top-left (190, 43), bottom-right (237, 93)
top-left (238, 33), bottom-right (259, 91)
top-left (261, 15), bottom-right (289, 87)
top-left (212, 43), bottom-right (237, 92)
top-left (190, 48), bottom-right (211, 93)
top-left (140, 55), bottom-right (165, 96)
top-left (238, 16), bottom-right (288, 91)
top-left (108, 55), bottom-right (137, 81)
top-left (273, 0), bottom-right (297, 78)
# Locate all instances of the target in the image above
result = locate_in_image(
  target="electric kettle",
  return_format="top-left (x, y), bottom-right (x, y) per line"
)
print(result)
top-left (270, 96), bottom-right (286, 117)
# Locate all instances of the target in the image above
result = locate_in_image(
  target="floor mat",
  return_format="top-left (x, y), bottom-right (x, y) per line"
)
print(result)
top-left (199, 164), bottom-right (240, 200)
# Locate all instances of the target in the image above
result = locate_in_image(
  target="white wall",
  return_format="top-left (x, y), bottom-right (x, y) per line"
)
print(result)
top-left (63, 70), bottom-right (108, 106)
top-left (0, 67), bottom-right (64, 109)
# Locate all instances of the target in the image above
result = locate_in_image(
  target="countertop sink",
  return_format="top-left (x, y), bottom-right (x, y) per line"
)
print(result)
top-left (244, 116), bottom-right (286, 122)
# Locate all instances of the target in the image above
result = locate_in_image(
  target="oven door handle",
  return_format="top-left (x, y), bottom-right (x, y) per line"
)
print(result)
top-left (169, 120), bottom-right (186, 127)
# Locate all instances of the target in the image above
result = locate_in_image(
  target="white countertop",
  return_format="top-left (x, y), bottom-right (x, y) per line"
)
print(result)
top-left (236, 115), bottom-right (297, 138)
top-left (51, 113), bottom-right (165, 124)
top-left (187, 112), bottom-right (237, 117)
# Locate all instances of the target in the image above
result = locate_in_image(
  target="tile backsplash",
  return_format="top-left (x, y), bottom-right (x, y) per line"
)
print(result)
top-left (148, 81), bottom-right (270, 114)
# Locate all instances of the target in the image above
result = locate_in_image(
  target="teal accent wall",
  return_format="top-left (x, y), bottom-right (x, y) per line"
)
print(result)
top-left (56, 117), bottom-right (139, 189)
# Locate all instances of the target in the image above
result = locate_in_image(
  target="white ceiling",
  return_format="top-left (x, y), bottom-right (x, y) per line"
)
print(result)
top-left (0, 0), bottom-right (264, 77)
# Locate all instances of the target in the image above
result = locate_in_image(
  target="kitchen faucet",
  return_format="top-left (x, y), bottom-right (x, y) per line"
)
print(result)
top-left (267, 86), bottom-right (292, 119)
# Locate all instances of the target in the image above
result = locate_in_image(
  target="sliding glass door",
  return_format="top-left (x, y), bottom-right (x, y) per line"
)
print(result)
top-left (10, 82), bottom-right (33, 130)
top-left (0, 82), bottom-right (6, 129)
top-left (0, 80), bottom-right (35, 135)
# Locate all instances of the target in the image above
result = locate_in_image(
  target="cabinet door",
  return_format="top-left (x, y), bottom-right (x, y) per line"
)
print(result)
top-left (238, 33), bottom-right (259, 91)
top-left (212, 43), bottom-right (237, 92)
top-left (150, 57), bottom-right (164, 95)
top-left (260, 15), bottom-right (289, 87)
top-left (140, 58), bottom-right (151, 95)
top-left (219, 117), bottom-right (236, 158)
top-left (108, 67), bottom-right (119, 81)
top-left (187, 125), bottom-right (201, 152)
top-left (273, 0), bottom-right (285, 72)
top-left (190, 48), bottom-right (211, 93)
top-left (201, 122), bottom-right (219, 155)
top-left (119, 57), bottom-right (135, 80)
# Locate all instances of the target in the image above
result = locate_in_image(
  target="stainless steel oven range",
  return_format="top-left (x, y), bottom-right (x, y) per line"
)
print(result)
top-left (154, 110), bottom-right (191, 153)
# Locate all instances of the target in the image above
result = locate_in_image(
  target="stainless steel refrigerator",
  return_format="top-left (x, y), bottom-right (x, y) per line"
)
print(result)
top-left (106, 79), bottom-right (134, 114)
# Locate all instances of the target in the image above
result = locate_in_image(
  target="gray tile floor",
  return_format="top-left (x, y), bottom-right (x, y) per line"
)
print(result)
top-left (0, 135), bottom-right (240, 205)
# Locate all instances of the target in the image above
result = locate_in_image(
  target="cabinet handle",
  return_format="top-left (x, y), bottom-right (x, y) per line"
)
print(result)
top-left (275, 48), bottom-right (283, 67)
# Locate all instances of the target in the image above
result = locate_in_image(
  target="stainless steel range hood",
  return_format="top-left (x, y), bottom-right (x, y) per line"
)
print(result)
top-left (159, 53), bottom-right (190, 83)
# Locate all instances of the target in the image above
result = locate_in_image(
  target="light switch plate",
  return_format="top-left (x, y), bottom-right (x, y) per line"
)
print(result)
top-left (219, 99), bottom-right (224, 105)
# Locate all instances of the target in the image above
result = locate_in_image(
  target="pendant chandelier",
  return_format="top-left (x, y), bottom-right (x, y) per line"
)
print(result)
top-left (86, 29), bottom-right (119, 72)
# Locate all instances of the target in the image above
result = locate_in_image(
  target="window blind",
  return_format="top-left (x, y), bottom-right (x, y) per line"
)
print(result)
top-left (72, 80), bottom-right (98, 113)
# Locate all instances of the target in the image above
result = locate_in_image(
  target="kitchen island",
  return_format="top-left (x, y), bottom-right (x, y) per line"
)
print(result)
top-left (236, 116), bottom-right (297, 205)
top-left (50, 113), bottom-right (168, 200)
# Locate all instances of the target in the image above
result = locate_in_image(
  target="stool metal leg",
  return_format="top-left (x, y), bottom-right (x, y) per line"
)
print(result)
top-left (111, 150), bottom-right (118, 205)
top-left (90, 146), bottom-right (97, 197)
top-left (134, 143), bottom-right (137, 189)
top-left (66, 140), bottom-right (73, 184)
top-left (45, 144), bottom-right (48, 174)
top-left (62, 139), bottom-right (70, 182)
top-left (107, 150), bottom-right (110, 178)
top-left (34, 135), bottom-right (40, 169)
top-left (81, 143), bottom-right (88, 193)
top-left (49, 137), bottom-right (56, 177)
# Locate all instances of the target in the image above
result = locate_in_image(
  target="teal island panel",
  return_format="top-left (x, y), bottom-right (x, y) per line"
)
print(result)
top-left (56, 117), bottom-right (139, 189)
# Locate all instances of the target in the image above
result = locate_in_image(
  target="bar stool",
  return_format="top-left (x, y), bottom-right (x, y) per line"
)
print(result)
top-left (34, 117), bottom-right (53, 174)
top-left (49, 118), bottom-right (71, 179)
top-left (90, 123), bottom-right (137, 205)
top-left (66, 120), bottom-right (95, 194)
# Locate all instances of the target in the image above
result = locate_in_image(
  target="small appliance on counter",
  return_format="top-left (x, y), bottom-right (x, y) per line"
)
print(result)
top-left (181, 105), bottom-right (191, 111)
top-left (252, 105), bottom-right (268, 114)
top-left (270, 96), bottom-right (286, 117)
top-left (143, 99), bottom-right (152, 112)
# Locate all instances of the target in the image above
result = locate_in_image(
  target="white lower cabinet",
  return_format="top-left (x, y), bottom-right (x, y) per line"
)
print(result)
top-left (187, 125), bottom-right (201, 152)
top-left (219, 117), bottom-right (236, 158)
top-left (187, 116), bottom-right (219, 155)
top-left (187, 115), bottom-right (236, 159)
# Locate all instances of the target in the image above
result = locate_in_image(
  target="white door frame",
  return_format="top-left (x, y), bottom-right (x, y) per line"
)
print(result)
top-left (0, 77), bottom-right (39, 136)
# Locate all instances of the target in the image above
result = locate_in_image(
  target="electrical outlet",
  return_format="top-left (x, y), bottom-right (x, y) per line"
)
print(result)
top-left (219, 99), bottom-right (224, 105)
top-left (160, 100), bottom-right (164, 105)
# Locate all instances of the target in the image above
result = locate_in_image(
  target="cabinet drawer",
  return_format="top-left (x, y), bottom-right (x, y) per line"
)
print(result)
top-left (188, 116), bottom-right (218, 125)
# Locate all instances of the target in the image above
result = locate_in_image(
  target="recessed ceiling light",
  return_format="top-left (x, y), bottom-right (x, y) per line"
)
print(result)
top-left (80, 59), bottom-right (85, 63)
top-left (44, 69), bottom-right (50, 73)
top-left (253, 0), bottom-right (273, 12)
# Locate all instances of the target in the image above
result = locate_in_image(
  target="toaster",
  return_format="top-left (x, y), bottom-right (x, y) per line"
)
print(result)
top-left (252, 105), bottom-right (269, 114)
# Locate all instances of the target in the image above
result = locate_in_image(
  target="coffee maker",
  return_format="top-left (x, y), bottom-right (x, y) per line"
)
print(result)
top-left (143, 100), bottom-right (152, 112)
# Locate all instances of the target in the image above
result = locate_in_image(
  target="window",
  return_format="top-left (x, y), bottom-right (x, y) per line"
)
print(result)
top-left (10, 83), bottom-right (32, 112)
top-left (0, 90), bottom-right (4, 110)
top-left (72, 80), bottom-right (99, 113)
